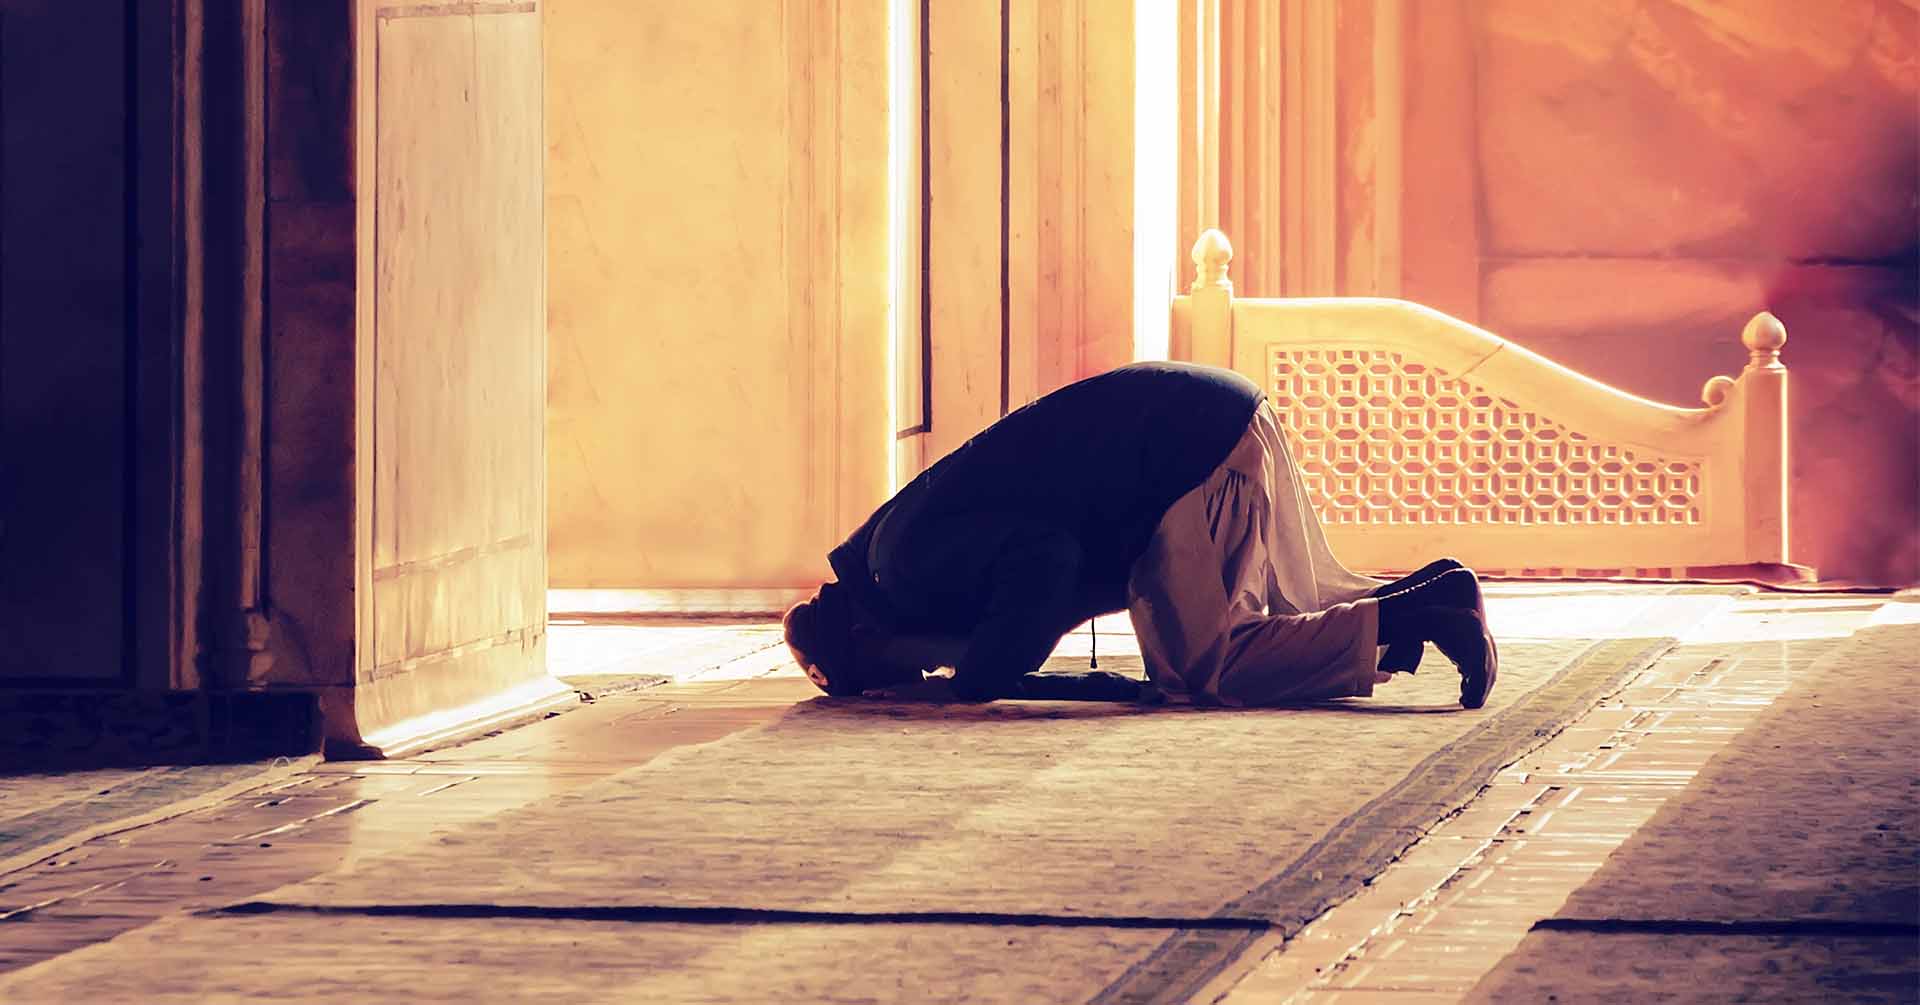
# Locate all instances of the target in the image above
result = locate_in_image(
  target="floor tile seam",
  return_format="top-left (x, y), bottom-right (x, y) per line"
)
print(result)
top-left (1318, 955), bottom-right (1499, 989)
top-left (1497, 784), bottom-right (1697, 791)
top-left (0, 861), bottom-right (171, 923)
top-left (1327, 980), bottom-right (1479, 993)
top-left (674, 641), bottom-right (795, 680)
top-left (1477, 832), bottom-right (1647, 843)
top-left (326, 766), bottom-right (620, 777)
top-left (10, 779), bottom-right (604, 920)
top-left (1419, 858), bottom-right (1614, 903)
top-left (0, 760), bottom-right (320, 883)
top-left (1529, 917), bottom-right (1920, 938)
top-left (200, 900), bottom-right (1279, 931)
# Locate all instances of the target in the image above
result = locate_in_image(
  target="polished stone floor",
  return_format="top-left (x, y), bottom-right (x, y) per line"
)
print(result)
top-left (0, 585), bottom-right (1912, 1003)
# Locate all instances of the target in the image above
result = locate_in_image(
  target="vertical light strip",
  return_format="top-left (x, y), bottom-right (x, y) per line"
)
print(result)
top-left (998, 0), bottom-right (1010, 414)
top-left (918, 0), bottom-right (930, 434)
top-left (886, 0), bottom-right (909, 489)
top-left (1133, 0), bottom-right (1176, 360)
top-left (1068, 0), bottom-right (1086, 379)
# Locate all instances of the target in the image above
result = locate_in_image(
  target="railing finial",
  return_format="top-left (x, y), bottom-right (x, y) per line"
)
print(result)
top-left (1191, 229), bottom-right (1233, 294)
top-left (1741, 311), bottom-right (1786, 371)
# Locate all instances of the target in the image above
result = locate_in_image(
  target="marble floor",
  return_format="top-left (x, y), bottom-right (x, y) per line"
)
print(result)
top-left (0, 585), bottom-right (1910, 1003)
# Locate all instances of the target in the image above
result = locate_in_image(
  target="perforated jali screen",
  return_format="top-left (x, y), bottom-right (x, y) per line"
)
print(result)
top-left (1268, 348), bottom-right (1704, 528)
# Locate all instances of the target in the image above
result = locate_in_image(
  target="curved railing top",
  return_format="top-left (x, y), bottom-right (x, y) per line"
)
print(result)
top-left (1183, 228), bottom-right (1785, 419)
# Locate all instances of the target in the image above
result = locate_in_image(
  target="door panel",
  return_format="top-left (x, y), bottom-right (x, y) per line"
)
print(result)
top-left (544, 4), bottom-right (813, 591)
top-left (354, 4), bottom-right (555, 750)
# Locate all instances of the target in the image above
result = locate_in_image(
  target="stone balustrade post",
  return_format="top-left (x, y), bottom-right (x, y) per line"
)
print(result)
top-left (1738, 311), bottom-right (1789, 564)
top-left (1189, 229), bottom-right (1234, 370)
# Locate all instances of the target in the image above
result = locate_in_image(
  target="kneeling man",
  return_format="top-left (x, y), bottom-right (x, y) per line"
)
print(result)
top-left (785, 362), bottom-right (1496, 708)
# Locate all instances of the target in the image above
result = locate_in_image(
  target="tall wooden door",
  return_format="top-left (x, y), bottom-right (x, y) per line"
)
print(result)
top-left (346, 0), bottom-right (569, 756)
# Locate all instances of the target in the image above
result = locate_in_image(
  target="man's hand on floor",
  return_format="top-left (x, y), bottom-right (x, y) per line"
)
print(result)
top-left (858, 669), bottom-right (1160, 703)
top-left (1015, 670), bottom-right (1150, 702)
top-left (860, 673), bottom-right (959, 701)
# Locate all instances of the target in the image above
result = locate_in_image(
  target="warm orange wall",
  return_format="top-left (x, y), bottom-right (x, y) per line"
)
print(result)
top-left (1403, 0), bottom-right (1917, 585)
top-left (543, 1), bottom-right (893, 592)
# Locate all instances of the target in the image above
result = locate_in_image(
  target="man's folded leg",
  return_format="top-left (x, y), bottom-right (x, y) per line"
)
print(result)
top-left (1207, 600), bottom-right (1383, 706)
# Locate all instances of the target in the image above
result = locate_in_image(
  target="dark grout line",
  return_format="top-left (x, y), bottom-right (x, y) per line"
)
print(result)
top-left (1534, 918), bottom-right (1920, 938)
top-left (208, 901), bottom-right (1273, 931)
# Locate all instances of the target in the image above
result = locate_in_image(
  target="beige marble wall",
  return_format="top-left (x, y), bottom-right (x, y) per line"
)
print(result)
top-left (1401, 0), bottom-right (1918, 585)
top-left (545, 1), bottom-right (893, 591)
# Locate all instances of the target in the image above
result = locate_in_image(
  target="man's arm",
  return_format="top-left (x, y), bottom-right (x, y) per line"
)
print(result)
top-left (949, 524), bottom-right (1082, 701)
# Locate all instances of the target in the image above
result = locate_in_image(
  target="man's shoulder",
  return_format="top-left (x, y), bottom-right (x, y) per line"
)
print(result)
top-left (1096, 361), bottom-right (1263, 400)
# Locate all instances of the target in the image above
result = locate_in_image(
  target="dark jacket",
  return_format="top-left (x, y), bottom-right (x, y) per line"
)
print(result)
top-left (828, 361), bottom-right (1263, 698)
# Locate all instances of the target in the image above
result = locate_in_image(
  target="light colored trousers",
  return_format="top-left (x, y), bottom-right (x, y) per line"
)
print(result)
top-left (1127, 402), bottom-right (1384, 704)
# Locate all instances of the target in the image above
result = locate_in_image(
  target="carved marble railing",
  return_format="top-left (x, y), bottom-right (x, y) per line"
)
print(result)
top-left (1170, 229), bottom-right (1795, 577)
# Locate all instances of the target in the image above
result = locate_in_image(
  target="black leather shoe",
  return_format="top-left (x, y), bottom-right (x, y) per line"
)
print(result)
top-left (1418, 606), bottom-right (1497, 709)
top-left (1376, 564), bottom-right (1484, 675)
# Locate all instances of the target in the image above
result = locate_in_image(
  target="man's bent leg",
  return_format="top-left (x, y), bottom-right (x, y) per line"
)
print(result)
top-left (1127, 468), bottom-right (1244, 698)
top-left (1209, 601), bottom-right (1382, 705)
top-left (1128, 453), bottom-right (1383, 703)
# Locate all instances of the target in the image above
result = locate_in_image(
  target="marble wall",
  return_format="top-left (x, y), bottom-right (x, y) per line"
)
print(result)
top-left (1408, 0), bottom-right (1917, 585)
top-left (544, 1), bottom-right (892, 594)
top-left (545, 0), bottom-right (1139, 592)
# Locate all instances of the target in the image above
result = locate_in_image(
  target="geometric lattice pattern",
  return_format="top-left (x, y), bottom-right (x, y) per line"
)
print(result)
top-left (1270, 348), bottom-right (1702, 527)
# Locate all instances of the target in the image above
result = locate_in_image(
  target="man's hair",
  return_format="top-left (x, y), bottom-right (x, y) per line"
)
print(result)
top-left (783, 582), bottom-right (866, 696)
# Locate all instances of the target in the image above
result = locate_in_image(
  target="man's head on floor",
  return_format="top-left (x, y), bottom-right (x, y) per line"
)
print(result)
top-left (784, 583), bottom-right (923, 697)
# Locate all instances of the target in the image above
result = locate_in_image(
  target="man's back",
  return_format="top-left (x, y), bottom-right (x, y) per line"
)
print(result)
top-left (831, 362), bottom-right (1264, 632)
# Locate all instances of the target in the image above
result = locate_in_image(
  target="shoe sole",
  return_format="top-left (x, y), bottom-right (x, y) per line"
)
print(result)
top-left (1448, 570), bottom-right (1494, 708)
top-left (1461, 622), bottom-right (1498, 709)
